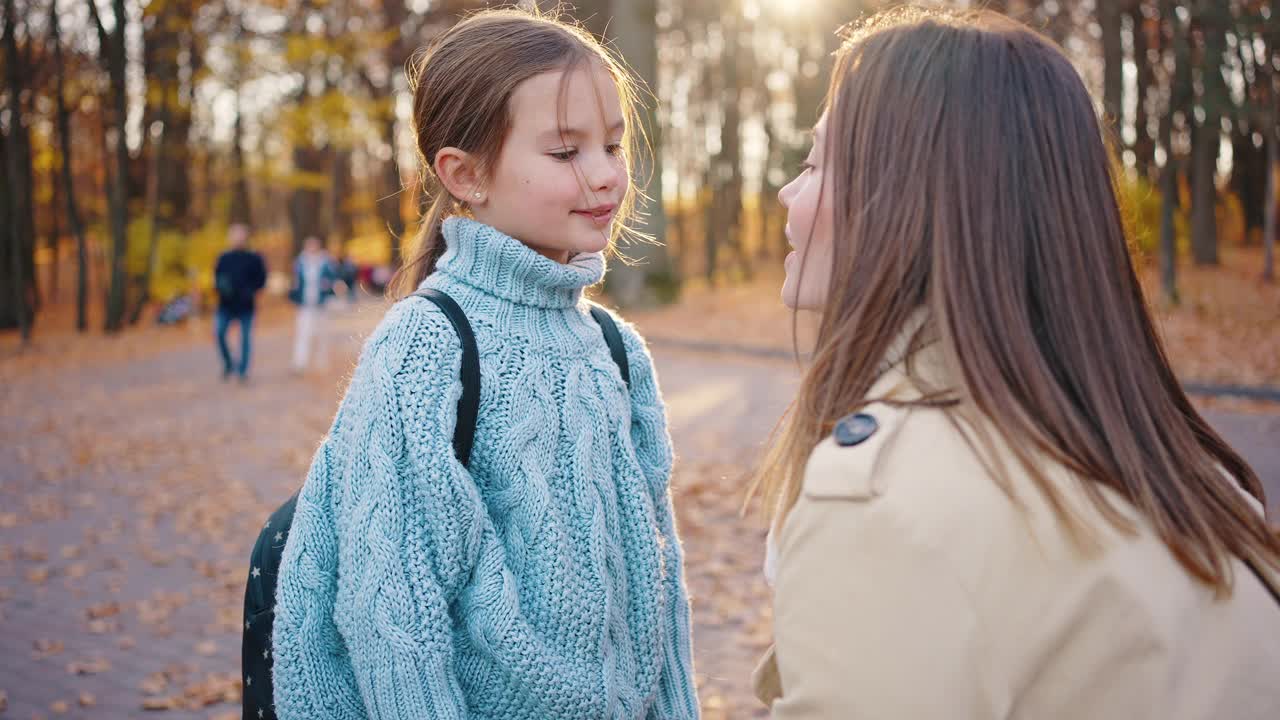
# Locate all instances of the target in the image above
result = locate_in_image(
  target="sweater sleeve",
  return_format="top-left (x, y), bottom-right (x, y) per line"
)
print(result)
top-left (616, 322), bottom-right (701, 719)
top-left (273, 299), bottom-right (482, 720)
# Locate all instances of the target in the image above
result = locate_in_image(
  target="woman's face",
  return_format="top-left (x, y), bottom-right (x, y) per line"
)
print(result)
top-left (778, 112), bottom-right (836, 311)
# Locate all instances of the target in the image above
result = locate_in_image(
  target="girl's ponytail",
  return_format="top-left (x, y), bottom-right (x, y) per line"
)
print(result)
top-left (389, 181), bottom-right (455, 299)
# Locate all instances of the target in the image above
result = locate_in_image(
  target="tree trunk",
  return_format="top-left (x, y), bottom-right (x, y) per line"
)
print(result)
top-left (374, 0), bottom-right (417, 270)
top-left (1230, 129), bottom-right (1267, 244)
top-left (131, 119), bottom-right (166, 325)
top-left (288, 145), bottom-right (330, 257)
top-left (1099, 0), bottom-right (1124, 139)
top-left (52, 0), bottom-right (89, 331)
top-left (1157, 0), bottom-right (1188, 304)
top-left (1129, 1), bottom-right (1157, 179)
top-left (89, 0), bottom-right (134, 332)
top-left (1159, 152), bottom-right (1181, 304)
top-left (141, 0), bottom-right (193, 237)
top-left (1189, 122), bottom-right (1220, 265)
top-left (331, 149), bottom-right (355, 246)
top-left (759, 116), bottom-right (783, 261)
top-left (47, 161), bottom-right (61, 305)
top-left (229, 106), bottom-right (252, 226)
top-left (378, 115), bottom-right (407, 269)
top-left (1263, 132), bottom-right (1276, 283)
top-left (2, 0), bottom-right (35, 338)
top-left (703, 166), bottom-right (718, 284)
top-left (1041, 1), bottom-right (1074, 47)
top-left (600, 0), bottom-right (676, 306)
top-left (228, 17), bottom-right (252, 227)
top-left (1189, 1), bottom-right (1224, 266)
top-left (719, 10), bottom-right (747, 281)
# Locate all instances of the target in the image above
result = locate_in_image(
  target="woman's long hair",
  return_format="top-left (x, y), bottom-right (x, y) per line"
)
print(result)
top-left (755, 6), bottom-right (1278, 595)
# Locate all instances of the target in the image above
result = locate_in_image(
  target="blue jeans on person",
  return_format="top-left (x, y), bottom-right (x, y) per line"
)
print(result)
top-left (215, 308), bottom-right (255, 378)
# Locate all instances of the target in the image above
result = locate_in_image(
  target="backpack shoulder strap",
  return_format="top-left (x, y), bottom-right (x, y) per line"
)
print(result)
top-left (589, 304), bottom-right (631, 389)
top-left (409, 288), bottom-right (480, 467)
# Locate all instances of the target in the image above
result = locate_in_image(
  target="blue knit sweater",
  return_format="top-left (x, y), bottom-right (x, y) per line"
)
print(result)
top-left (272, 217), bottom-right (699, 719)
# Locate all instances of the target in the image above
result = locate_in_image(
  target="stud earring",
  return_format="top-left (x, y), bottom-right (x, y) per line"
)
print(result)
top-left (473, 192), bottom-right (481, 199)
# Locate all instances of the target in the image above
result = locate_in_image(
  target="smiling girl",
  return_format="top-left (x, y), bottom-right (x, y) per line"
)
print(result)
top-left (270, 9), bottom-right (699, 719)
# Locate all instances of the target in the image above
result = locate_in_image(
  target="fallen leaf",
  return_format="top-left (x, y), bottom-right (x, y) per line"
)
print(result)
top-left (65, 657), bottom-right (111, 675)
top-left (87, 619), bottom-right (119, 634)
top-left (139, 672), bottom-right (168, 695)
top-left (20, 544), bottom-right (49, 562)
top-left (32, 638), bottom-right (65, 660)
top-left (86, 601), bottom-right (121, 619)
top-left (142, 696), bottom-right (178, 711)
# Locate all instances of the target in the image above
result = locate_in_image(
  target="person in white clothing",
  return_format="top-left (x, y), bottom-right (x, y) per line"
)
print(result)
top-left (288, 236), bottom-right (338, 373)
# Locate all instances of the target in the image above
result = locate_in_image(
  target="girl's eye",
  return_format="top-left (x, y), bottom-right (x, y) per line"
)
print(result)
top-left (606, 143), bottom-right (624, 156)
top-left (550, 149), bottom-right (578, 161)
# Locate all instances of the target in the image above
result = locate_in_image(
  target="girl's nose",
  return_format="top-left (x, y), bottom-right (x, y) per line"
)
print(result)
top-left (583, 151), bottom-right (621, 193)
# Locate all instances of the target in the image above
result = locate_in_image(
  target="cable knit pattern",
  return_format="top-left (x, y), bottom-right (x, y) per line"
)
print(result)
top-left (273, 217), bottom-right (699, 720)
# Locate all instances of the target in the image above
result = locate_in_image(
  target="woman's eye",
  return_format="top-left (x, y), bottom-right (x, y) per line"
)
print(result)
top-left (606, 143), bottom-right (624, 156)
top-left (550, 149), bottom-right (578, 161)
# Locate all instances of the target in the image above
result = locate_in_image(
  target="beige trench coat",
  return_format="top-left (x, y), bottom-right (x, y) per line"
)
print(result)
top-left (753, 349), bottom-right (1280, 719)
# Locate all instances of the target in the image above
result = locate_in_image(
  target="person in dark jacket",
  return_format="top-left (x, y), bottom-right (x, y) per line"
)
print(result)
top-left (213, 223), bottom-right (267, 382)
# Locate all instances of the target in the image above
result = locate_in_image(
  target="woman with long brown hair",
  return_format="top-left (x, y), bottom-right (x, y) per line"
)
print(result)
top-left (752, 6), bottom-right (1280, 718)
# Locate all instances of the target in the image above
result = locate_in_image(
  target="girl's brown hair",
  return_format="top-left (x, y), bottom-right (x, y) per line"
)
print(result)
top-left (390, 6), bottom-right (648, 298)
top-left (756, 6), bottom-right (1278, 594)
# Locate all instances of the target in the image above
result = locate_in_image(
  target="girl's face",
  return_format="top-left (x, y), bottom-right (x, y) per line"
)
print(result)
top-left (778, 113), bottom-right (835, 310)
top-left (474, 64), bottom-right (628, 263)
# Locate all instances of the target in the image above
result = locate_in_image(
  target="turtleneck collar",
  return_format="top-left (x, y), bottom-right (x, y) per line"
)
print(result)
top-left (426, 217), bottom-right (605, 309)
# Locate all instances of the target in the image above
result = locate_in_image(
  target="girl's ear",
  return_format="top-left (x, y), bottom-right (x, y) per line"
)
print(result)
top-left (434, 147), bottom-right (485, 203)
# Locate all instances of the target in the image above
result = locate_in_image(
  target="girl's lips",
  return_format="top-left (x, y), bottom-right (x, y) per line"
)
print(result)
top-left (572, 206), bottom-right (616, 226)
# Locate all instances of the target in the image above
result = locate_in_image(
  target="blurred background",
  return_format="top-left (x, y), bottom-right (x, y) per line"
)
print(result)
top-left (1, 0), bottom-right (1278, 718)
top-left (2, 0), bottom-right (1277, 325)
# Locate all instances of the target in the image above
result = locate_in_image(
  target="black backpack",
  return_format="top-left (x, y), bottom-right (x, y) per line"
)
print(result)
top-left (241, 288), bottom-right (631, 720)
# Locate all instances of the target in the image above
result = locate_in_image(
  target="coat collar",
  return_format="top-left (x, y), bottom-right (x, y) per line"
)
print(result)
top-left (865, 309), bottom-right (956, 405)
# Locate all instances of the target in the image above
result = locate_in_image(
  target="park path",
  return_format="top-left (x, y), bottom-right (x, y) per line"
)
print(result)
top-left (1, 300), bottom-right (1275, 719)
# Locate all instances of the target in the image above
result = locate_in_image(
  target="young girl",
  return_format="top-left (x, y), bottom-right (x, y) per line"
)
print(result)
top-left (753, 7), bottom-right (1280, 718)
top-left (271, 10), bottom-right (699, 719)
